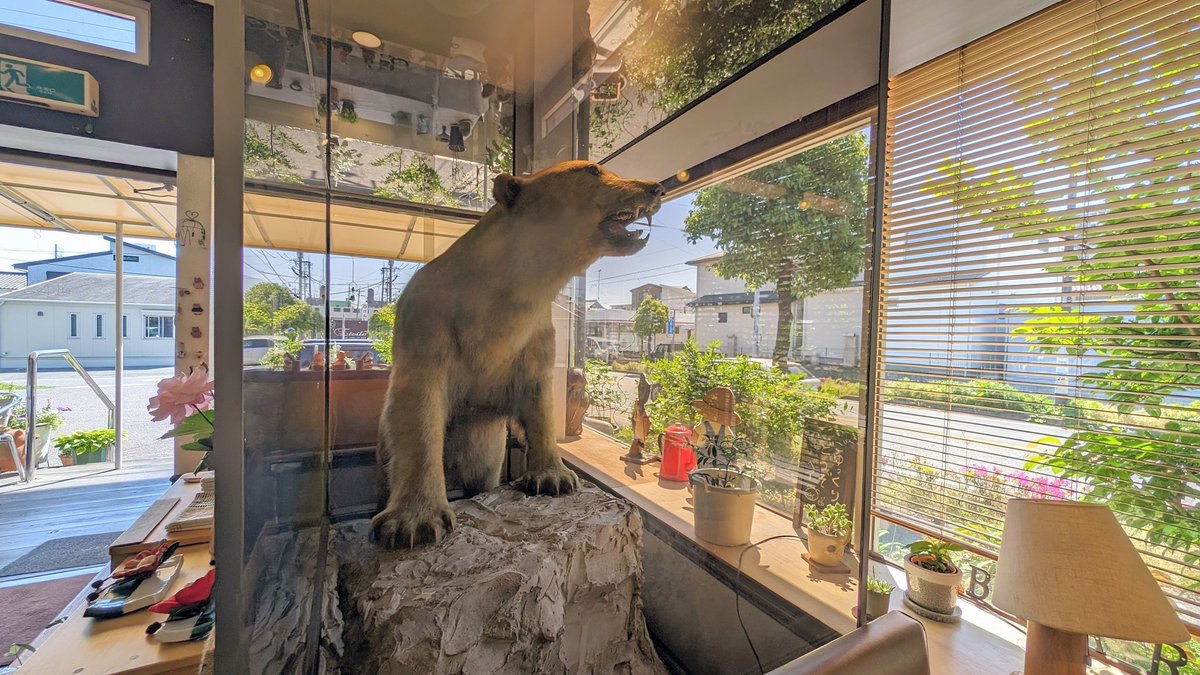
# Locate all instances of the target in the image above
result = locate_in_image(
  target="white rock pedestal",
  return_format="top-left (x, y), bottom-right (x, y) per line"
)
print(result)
top-left (244, 484), bottom-right (666, 675)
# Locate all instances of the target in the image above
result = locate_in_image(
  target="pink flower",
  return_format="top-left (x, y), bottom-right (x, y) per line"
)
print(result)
top-left (147, 367), bottom-right (214, 426)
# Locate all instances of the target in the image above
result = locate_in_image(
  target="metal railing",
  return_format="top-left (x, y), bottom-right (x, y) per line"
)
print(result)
top-left (24, 349), bottom-right (116, 482)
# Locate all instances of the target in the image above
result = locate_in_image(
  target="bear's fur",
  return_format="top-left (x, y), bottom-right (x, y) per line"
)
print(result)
top-left (373, 160), bottom-right (663, 548)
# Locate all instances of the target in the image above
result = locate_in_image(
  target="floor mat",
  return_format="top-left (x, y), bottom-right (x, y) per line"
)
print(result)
top-left (0, 573), bottom-right (92, 666)
top-left (0, 532), bottom-right (120, 577)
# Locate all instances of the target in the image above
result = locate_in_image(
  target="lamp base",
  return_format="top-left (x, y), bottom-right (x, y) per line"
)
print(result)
top-left (1023, 622), bottom-right (1088, 675)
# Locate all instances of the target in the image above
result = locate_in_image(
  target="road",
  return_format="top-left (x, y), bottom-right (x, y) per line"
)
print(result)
top-left (1, 366), bottom-right (176, 468)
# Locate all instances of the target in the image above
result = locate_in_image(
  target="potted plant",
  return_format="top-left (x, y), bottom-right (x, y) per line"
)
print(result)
top-left (904, 539), bottom-right (964, 615)
top-left (56, 429), bottom-right (117, 465)
top-left (4, 402), bottom-right (68, 469)
top-left (802, 502), bottom-right (852, 567)
top-left (688, 388), bottom-right (757, 546)
top-left (865, 577), bottom-right (894, 619)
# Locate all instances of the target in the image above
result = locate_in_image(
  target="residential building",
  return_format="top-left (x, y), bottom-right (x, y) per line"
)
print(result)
top-left (0, 273), bottom-right (175, 370)
top-left (14, 237), bottom-right (175, 284)
top-left (629, 283), bottom-right (695, 313)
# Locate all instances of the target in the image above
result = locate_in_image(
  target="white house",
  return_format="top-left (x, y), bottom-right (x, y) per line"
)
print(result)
top-left (687, 251), bottom-right (864, 365)
top-left (0, 273), bottom-right (176, 370)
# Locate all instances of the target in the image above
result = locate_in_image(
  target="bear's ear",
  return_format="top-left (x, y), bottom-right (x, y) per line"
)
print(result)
top-left (492, 173), bottom-right (523, 209)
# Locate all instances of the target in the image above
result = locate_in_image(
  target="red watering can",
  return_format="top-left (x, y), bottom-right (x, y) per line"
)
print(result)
top-left (659, 423), bottom-right (696, 482)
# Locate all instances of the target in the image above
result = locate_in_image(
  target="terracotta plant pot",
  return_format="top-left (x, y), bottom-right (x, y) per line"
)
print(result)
top-left (59, 452), bottom-right (74, 466)
top-left (904, 555), bottom-right (962, 615)
top-left (804, 528), bottom-right (850, 567)
top-left (0, 428), bottom-right (25, 472)
top-left (866, 590), bottom-right (892, 619)
top-left (689, 468), bottom-right (758, 547)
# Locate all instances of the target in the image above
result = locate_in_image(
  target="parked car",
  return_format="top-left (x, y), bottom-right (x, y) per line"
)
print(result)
top-left (586, 337), bottom-right (620, 363)
top-left (717, 357), bottom-right (821, 387)
top-left (649, 343), bottom-right (683, 361)
top-left (243, 335), bottom-right (281, 365)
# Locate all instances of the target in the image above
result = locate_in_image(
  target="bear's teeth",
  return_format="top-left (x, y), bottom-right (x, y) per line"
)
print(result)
top-left (628, 229), bottom-right (644, 238)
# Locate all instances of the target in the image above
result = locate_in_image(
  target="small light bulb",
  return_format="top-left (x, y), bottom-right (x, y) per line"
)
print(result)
top-left (799, 200), bottom-right (811, 210)
top-left (249, 64), bottom-right (273, 85)
top-left (675, 169), bottom-right (690, 183)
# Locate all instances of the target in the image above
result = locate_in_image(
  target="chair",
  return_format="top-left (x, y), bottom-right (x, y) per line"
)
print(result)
top-left (0, 392), bottom-right (25, 481)
top-left (769, 611), bottom-right (931, 675)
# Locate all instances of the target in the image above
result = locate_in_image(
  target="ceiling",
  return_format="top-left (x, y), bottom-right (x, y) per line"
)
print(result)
top-left (0, 160), bottom-right (475, 263)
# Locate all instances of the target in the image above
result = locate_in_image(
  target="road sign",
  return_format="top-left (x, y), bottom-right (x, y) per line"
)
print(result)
top-left (0, 54), bottom-right (99, 117)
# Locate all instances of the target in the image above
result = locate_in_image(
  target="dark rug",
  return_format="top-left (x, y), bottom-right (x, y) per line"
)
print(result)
top-left (0, 573), bottom-right (93, 666)
top-left (0, 532), bottom-right (120, 577)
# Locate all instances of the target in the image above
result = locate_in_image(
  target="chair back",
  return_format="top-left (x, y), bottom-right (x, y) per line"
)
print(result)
top-left (0, 392), bottom-right (22, 428)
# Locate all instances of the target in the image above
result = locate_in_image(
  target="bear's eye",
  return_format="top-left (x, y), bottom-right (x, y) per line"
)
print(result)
top-left (586, 165), bottom-right (601, 176)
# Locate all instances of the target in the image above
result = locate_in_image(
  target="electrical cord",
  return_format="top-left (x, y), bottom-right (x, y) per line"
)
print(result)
top-left (735, 534), bottom-right (808, 675)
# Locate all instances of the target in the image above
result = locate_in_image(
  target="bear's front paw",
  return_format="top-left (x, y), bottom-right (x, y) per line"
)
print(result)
top-left (516, 463), bottom-right (580, 496)
top-left (372, 500), bottom-right (456, 549)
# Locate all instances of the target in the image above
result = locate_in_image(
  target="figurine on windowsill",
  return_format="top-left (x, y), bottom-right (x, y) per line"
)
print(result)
top-left (565, 367), bottom-right (587, 437)
top-left (331, 351), bottom-right (350, 370)
top-left (310, 351), bottom-right (325, 371)
top-left (621, 374), bottom-right (659, 464)
top-left (691, 386), bottom-right (741, 454)
top-left (283, 353), bottom-right (300, 372)
top-left (356, 353), bottom-right (374, 370)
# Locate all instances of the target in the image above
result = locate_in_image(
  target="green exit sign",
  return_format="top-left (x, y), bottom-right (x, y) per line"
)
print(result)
top-left (0, 54), bottom-right (99, 117)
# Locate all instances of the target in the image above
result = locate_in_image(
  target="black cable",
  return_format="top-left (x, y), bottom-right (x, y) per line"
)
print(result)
top-left (735, 533), bottom-right (808, 675)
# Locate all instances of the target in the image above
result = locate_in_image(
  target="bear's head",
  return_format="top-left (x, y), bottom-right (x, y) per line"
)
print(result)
top-left (491, 160), bottom-right (664, 260)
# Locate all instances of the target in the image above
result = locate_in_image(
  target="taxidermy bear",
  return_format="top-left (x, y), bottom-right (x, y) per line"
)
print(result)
top-left (374, 160), bottom-right (663, 548)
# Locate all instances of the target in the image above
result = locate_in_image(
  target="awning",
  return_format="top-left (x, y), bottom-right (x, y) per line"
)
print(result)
top-left (0, 160), bottom-right (479, 263)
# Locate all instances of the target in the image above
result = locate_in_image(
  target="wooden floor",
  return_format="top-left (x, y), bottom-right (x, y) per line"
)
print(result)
top-left (0, 456), bottom-right (174, 575)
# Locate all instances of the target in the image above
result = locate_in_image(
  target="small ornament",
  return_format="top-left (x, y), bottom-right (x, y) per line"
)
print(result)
top-left (177, 342), bottom-right (187, 359)
top-left (177, 210), bottom-right (207, 249)
top-left (190, 327), bottom-right (202, 338)
top-left (283, 353), bottom-right (299, 371)
top-left (191, 304), bottom-right (203, 315)
top-left (145, 569), bottom-right (215, 643)
top-left (565, 367), bottom-right (588, 437)
top-left (178, 288), bottom-right (191, 297)
top-left (621, 374), bottom-right (659, 464)
top-left (330, 351), bottom-right (349, 370)
top-left (310, 351), bottom-right (325, 370)
top-left (356, 352), bottom-right (374, 370)
top-left (193, 277), bottom-right (205, 290)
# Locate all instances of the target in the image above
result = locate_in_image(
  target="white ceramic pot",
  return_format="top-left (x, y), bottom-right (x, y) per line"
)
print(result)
top-left (689, 468), bottom-right (758, 547)
top-left (904, 555), bottom-right (962, 615)
top-left (30, 423), bottom-right (53, 465)
top-left (805, 528), bottom-right (850, 567)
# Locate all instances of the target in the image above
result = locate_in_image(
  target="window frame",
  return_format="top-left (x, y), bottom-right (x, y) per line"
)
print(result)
top-left (0, 0), bottom-right (151, 65)
top-left (143, 314), bottom-right (173, 339)
top-left (68, 311), bottom-right (78, 338)
top-left (94, 312), bottom-right (103, 338)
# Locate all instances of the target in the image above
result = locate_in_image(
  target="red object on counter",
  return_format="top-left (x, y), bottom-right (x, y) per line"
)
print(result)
top-left (659, 423), bottom-right (696, 482)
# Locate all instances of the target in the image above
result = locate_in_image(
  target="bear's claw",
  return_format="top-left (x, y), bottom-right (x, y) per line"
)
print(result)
top-left (517, 464), bottom-right (579, 496)
top-left (372, 501), bottom-right (456, 549)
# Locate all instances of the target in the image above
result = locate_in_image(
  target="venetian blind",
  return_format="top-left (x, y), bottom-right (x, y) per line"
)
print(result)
top-left (877, 0), bottom-right (1200, 629)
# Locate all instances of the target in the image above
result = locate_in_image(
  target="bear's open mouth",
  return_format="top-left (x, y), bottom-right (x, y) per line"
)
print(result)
top-left (600, 207), bottom-right (653, 244)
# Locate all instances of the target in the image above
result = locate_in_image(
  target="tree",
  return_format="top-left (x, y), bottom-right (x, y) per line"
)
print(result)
top-left (633, 296), bottom-right (669, 354)
top-left (368, 305), bottom-right (395, 365)
top-left (372, 152), bottom-right (457, 206)
top-left (244, 121), bottom-right (306, 183)
top-left (245, 282), bottom-right (297, 310)
top-left (271, 302), bottom-right (322, 338)
top-left (684, 133), bottom-right (869, 367)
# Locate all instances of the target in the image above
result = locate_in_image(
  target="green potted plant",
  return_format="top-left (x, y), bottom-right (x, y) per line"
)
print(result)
top-left (689, 388), bottom-right (757, 546)
top-left (55, 429), bottom-right (117, 466)
top-left (802, 502), bottom-right (852, 567)
top-left (5, 402), bottom-right (67, 468)
top-left (865, 577), bottom-right (894, 619)
top-left (904, 539), bottom-right (964, 615)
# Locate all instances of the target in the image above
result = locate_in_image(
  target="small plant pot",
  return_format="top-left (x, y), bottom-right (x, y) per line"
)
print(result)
top-left (689, 468), bottom-right (758, 546)
top-left (30, 423), bottom-right (53, 465)
top-left (804, 528), bottom-right (850, 567)
top-left (59, 451), bottom-right (74, 467)
top-left (904, 555), bottom-right (962, 615)
top-left (866, 590), bottom-right (892, 619)
top-left (72, 445), bottom-right (112, 465)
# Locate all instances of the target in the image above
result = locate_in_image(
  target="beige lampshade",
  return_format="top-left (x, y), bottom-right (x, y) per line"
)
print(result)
top-left (993, 499), bottom-right (1190, 644)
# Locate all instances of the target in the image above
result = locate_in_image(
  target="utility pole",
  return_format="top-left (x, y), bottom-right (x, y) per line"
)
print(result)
top-left (381, 260), bottom-right (397, 304)
top-left (291, 251), bottom-right (312, 302)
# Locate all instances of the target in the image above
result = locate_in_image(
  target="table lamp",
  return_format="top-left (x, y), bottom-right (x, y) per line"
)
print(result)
top-left (993, 499), bottom-right (1190, 675)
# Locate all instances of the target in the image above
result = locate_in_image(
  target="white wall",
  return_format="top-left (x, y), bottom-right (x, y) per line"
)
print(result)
top-left (801, 287), bottom-right (863, 363)
top-left (0, 301), bottom-right (175, 370)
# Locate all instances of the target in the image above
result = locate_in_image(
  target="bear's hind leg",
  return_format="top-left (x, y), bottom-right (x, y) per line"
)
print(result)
top-left (445, 414), bottom-right (506, 498)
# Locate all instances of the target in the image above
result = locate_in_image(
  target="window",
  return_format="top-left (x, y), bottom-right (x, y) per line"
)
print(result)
top-left (717, 312), bottom-right (728, 323)
top-left (144, 315), bottom-right (173, 339)
top-left (877, 0), bottom-right (1200, 649)
top-left (122, 314), bottom-right (128, 338)
top-left (94, 313), bottom-right (103, 338)
top-left (741, 306), bottom-right (752, 314)
top-left (68, 312), bottom-right (78, 338)
top-left (0, 0), bottom-right (150, 64)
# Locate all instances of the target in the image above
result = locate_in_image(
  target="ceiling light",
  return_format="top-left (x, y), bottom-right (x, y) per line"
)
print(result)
top-left (249, 63), bottom-right (273, 85)
top-left (352, 31), bottom-right (382, 49)
top-left (675, 170), bottom-right (690, 183)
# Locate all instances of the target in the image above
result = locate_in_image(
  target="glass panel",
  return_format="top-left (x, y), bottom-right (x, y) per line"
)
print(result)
top-left (586, 0), bottom-right (853, 160)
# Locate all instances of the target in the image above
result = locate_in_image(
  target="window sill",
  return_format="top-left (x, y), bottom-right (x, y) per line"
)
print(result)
top-left (559, 429), bottom-right (859, 636)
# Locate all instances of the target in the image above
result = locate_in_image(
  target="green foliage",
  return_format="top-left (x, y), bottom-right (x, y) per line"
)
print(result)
top-left (6, 402), bottom-right (66, 430)
top-left (56, 429), bottom-right (119, 457)
top-left (884, 378), bottom-right (1057, 422)
top-left (866, 578), bottom-right (894, 595)
top-left (818, 378), bottom-right (861, 400)
top-left (908, 540), bottom-right (963, 574)
top-left (368, 305), bottom-right (395, 365)
top-left (260, 333), bottom-right (303, 369)
top-left (685, 133), bottom-right (869, 366)
top-left (633, 296), bottom-right (669, 352)
top-left (244, 121), bottom-right (306, 183)
top-left (804, 502), bottom-right (852, 537)
top-left (327, 142), bottom-right (362, 187)
top-left (643, 341), bottom-right (840, 451)
top-left (584, 360), bottom-right (628, 418)
top-left (245, 282), bottom-right (298, 309)
top-left (372, 152), bottom-right (457, 206)
top-left (271, 303), bottom-right (322, 337)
